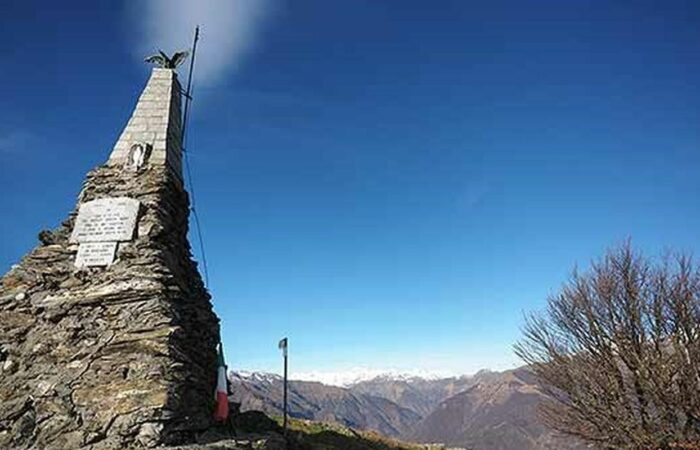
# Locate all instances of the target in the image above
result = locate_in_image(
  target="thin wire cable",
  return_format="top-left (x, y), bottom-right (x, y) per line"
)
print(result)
top-left (184, 150), bottom-right (210, 288)
top-left (181, 26), bottom-right (210, 288)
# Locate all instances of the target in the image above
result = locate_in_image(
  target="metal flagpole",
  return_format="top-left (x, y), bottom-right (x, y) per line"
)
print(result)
top-left (182, 25), bottom-right (199, 144)
top-left (179, 25), bottom-right (210, 288)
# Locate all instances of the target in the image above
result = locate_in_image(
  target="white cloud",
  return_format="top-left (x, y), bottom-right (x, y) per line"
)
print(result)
top-left (129, 0), bottom-right (275, 85)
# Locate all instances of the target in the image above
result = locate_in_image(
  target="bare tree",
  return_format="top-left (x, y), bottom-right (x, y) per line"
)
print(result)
top-left (514, 243), bottom-right (700, 450)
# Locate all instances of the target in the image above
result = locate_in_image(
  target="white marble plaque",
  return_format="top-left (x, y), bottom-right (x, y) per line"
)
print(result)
top-left (70, 197), bottom-right (140, 243)
top-left (75, 242), bottom-right (118, 267)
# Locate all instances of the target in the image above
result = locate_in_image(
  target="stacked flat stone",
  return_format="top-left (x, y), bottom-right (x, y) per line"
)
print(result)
top-left (0, 68), bottom-right (219, 449)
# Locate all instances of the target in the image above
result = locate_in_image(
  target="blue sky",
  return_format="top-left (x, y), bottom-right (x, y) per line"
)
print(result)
top-left (1, 0), bottom-right (699, 376)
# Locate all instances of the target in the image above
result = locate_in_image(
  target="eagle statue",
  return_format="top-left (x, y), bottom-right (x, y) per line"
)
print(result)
top-left (144, 50), bottom-right (190, 69)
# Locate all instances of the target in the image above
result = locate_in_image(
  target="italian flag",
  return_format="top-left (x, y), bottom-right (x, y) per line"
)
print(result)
top-left (214, 342), bottom-right (229, 422)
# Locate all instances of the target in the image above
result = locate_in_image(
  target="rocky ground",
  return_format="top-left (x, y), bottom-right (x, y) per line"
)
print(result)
top-left (166, 411), bottom-right (462, 450)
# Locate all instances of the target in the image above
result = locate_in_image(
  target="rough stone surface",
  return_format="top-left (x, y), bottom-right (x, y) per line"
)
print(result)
top-left (170, 436), bottom-right (287, 450)
top-left (0, 68), bottom-right (219, 449)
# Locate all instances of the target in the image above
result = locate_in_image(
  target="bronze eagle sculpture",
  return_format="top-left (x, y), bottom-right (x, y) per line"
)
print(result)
top-left (144, 50), bottom-right (190, 69)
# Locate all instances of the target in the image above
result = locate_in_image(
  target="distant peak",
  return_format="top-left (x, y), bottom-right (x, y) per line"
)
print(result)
top-left (289, 367), bottom-right (457, 387)
top-left (230, 370), bottom-right (282, 384)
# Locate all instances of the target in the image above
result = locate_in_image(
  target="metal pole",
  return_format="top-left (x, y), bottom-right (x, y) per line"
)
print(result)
top-left (283, 344), bottom-right (288, 435)
top-left (181, 25), bottom-right (200, 145)
top-left (179, 25), bottom-right (210, 287)
top-left (278, 337), bottom-right (289, 435)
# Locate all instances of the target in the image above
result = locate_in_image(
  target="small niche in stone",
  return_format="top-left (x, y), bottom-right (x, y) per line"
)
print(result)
top-left (126, 142), bottom-right (151, 171)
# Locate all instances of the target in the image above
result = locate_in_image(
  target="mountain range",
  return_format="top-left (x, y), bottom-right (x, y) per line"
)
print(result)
top-left (229, 371), bottom-right (420, 437)
top-left (229, 367), bottom-right (587, 450)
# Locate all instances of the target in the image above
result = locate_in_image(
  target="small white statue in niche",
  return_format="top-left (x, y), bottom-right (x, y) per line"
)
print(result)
top-left (126, 142), bottom-right (151, 171)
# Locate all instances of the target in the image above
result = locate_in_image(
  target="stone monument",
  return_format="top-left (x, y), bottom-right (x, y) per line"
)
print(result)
top-left (0, 67), bottom-right (220, 449)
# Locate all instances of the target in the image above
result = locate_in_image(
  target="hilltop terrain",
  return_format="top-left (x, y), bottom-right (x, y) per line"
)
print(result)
top-left (173, 411), bottom-right (459, 450)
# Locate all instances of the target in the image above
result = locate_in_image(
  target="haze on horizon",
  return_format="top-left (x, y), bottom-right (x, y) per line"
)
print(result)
top-left (1, 0), bottom-right (699, 377)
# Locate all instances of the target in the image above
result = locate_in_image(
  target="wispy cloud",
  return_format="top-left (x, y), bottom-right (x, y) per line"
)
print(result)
top-left (458, 178), bottom-right (489, 210)
top-left (0, 130), bottom-right (35, 155)
top-left (128, 0), bottom-right (275, 85)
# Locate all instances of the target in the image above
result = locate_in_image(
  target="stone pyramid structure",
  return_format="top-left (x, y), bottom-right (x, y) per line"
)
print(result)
top-left (0, 68), bottom-right (220, 449)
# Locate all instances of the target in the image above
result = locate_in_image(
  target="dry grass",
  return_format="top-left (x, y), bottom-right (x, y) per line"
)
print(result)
top-left (279, 416), bottom-right (458, 450)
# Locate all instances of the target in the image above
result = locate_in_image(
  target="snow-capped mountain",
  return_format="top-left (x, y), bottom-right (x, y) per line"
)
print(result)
top-left (289, 367), bottom-right (456, 387)
top-left (232, 370), bottom-right (282, 384)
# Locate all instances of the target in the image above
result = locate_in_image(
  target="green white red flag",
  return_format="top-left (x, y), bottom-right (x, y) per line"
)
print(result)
top-left (214, 342), bottom-right (229, 422)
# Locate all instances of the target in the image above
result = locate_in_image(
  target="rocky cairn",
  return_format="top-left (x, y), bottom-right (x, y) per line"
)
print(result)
top-left (0, 68), bottom-right (220, 449)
